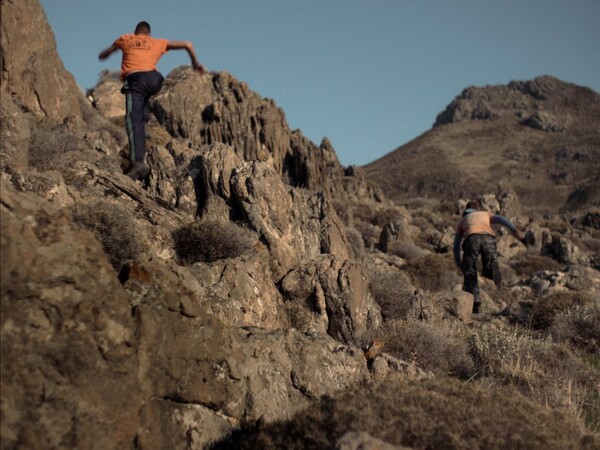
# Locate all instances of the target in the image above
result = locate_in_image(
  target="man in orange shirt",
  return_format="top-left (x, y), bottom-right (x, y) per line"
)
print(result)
top-left (99, 21), bottom-right (205, 180)
top-left (453, 200), bottom-right (525, 313)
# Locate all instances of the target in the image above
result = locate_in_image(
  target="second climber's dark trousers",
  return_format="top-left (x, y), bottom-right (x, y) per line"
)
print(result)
top-left (122, 71), bottom-right (164, 163)
top-left (461, 234), bottom-right (499, 303)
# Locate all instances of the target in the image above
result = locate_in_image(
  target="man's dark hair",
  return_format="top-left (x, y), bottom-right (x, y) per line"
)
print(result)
top-left (135, 21), bottom-right (151, 35)
top-left (466, 200), bottom-right (479, 210)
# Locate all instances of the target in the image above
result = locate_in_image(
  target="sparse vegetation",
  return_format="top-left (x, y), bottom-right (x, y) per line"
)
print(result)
top-left (172, 220), bottom-right (258, 264)
top-left (374, 319), bottom-right (474, 378)
top-left (216, 375), bottom-right (597, 450)
top-left (510, 253), bottom-right (562, 276)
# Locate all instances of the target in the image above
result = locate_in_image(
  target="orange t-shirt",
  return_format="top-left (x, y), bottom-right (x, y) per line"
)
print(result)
top-left (456, 211), bottom-right (495, 237)
top-left (114, 34), bottom-right (169, 79)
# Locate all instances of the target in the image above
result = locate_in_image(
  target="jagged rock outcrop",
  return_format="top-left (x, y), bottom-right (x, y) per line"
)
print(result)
top-left (1, 0), bottom-right (83, 124)
top-left (150, 68), bottom-right (348, 199)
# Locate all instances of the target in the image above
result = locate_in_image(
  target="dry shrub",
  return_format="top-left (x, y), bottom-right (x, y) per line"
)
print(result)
top-left (550, 302), bottom-right (600, 355)
top-left (71, 201), bottom-right (145, 270)
top-left (529, 291), bottom-right (594, 330)
top-left (404, 253), bottom-right (460, 292)
top-left (349, 203), bottom-right (375, 224)
top-left (351, 220), bottom-right (379, 250)
top-left (468, 326), bottom-right (599, 432)
top-left (388, 241), bottom-right (429, 264)
top-left (375, 319), bottom-right (473, 378)
top-left (345, 227), bottom-right (365, 259)
top-left (366, 268), bottom-right (415, 320)
top-left (510, 254), bottom-right (561, 276)
top-left (29, 122), bottom-right (85, 171)
top-left (173, 220), bottom-right (257, 264)
top-left (331, 199), bottom-right (350, 225)
top-left (216, 376), bottom-right (596, 450)
top-left (372, 207), bottom-right (403, 227)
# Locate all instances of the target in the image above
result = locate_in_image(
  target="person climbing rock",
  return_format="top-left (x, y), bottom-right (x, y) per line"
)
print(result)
top-left (99, 21), bottom-right (205, 180)
top-left (453, 200), bottom-right (525, 314)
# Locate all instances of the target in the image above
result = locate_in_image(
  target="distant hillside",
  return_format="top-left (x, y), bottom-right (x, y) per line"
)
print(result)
top-left (364, 76), bottom-right (600, 215)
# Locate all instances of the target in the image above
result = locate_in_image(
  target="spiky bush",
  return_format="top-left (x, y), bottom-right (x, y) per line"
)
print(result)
top-left (172, 220), bottom-right (257, 264)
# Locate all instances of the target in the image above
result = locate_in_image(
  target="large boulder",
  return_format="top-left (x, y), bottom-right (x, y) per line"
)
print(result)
top-left (229, 160), bottom-right (349, 281)
top-left (134, 297), bottom-right (370, 448)
top-left (280, 256), bottom-right (382, 344)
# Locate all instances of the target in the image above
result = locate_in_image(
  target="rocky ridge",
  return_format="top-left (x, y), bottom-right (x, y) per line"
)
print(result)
top-left (2, 1), bottom-right (599, 449)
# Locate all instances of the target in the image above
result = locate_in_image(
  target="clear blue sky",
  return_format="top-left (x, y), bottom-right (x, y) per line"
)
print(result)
top-left (40, 0), bottom-right (600, 166)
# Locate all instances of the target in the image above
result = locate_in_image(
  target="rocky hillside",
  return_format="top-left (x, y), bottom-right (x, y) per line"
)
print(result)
top-left (1, 1), bottom-right (599, 449)
top-left (365, 76), bottom-right (600, 216)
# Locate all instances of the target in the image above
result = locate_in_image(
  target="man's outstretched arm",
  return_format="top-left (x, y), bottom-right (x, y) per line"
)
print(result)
top-left (166, 40), bottom-right (205, 73)
top-left (491, 214), bottom-right (525, 243)
top-left (99, 44), bottom-right (119, 60)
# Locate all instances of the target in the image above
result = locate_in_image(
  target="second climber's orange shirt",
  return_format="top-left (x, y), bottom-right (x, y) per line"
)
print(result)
top-left (114, 34), bottom-right (169, 79)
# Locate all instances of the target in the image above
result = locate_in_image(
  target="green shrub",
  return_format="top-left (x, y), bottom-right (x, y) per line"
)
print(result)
top-left (173, 220), bottom-right (257, 264)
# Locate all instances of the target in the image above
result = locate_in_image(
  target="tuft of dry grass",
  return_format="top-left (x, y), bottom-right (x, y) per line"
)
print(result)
top-left (510, 254), bottom-right (562, 277)
top-left (172, 220), bottom-right (257, 264)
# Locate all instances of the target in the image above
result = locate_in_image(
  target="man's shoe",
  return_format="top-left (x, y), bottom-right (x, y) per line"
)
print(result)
top-left (126, 161), bottom-right (150, 181)
top-left (472, 301), bottom-right (481, 314)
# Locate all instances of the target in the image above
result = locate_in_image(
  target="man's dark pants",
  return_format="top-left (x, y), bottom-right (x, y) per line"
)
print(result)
top-left (122, 71), bottom-right (164, 163)
top-left (461, 234), bottom-right (500, 304)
